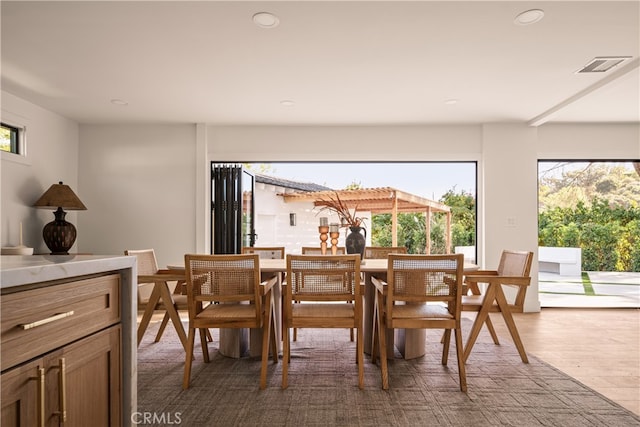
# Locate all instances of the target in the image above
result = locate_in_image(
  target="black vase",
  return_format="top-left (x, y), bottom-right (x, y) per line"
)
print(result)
top-left (345, 226), bottom-right (366, 260)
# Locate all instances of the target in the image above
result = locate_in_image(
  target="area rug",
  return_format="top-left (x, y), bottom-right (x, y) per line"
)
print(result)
top-left (137, 320), bottom-right (640, 426)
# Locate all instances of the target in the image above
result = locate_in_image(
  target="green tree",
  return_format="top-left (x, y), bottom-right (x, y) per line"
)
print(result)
top-left (440, 188), bottom-right (476, 247)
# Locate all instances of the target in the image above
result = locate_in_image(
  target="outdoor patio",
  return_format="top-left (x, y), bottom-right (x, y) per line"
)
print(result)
top-left (539, 271), bottom-right (640, 308)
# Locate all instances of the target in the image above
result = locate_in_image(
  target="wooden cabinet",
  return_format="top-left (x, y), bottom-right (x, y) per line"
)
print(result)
top-left (1, 273), bottom-right (123, 426)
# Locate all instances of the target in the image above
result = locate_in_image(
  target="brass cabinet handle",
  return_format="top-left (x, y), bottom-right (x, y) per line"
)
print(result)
top-left (19, 311), bottom-right (74, 330)
top-left (34, 367), bottom-right (45, 427)
top-left (53, 358), bottom-right (67, 422)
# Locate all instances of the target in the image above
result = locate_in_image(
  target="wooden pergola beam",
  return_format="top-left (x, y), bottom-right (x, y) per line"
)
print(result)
top-left (280, 187), bottom-right (452, 253)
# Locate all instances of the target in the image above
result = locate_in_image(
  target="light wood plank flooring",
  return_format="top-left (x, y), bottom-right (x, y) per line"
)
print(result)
top-left (464, 308), bottom-right (640, 416)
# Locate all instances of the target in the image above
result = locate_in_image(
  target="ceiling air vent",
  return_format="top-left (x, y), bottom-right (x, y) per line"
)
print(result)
top-left (576, 56), bottom-right (631, 73)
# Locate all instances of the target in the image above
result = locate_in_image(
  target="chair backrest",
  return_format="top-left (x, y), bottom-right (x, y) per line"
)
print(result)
top-left (124, 248), bottom-right (159, 276)
top-left (386, 254), bottom-right (464, 323)
top-left (285, 254), bottom-right (361, 304)
top-left (301, 246), bottom-right (346, 255)
top-left (496, 250), bottom-right (534, 309)
top-left (497, 250), bottom-right (533, 277)
top-left (365, 246), bottom-right (408, 259)
top-left (125, 248), bottom-right (160, 305)
top-left (184, 254), bottom-right (262, 320)
top-left (242, 246), bottom-right (285, 259)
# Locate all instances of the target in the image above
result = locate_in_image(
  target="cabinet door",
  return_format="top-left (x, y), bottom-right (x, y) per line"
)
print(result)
top-left (45, 325), bottom-right (121, 427)
top-left (1, 358), bottom-right (43, 427)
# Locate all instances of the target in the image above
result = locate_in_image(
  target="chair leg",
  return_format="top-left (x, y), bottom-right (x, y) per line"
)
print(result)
top-left (270, 302), bottom-right (278, 364)
top-left (371, 306), bottom-right (379, 364)
top-left (441, 329), bottom-right (451, 365)
top-left (199, 328), bottom-right (210, 363)
top-left (377, 307), bottom-right (389, 390)
top-left (485, 316), bottom-right (500, 345)
top-left (182, 327), bottom-right (196, 390)
top-left (260, 295), bottom-right (273, 390)
top-left (493, 286), bottom-right (529, 363)
top-left (455, 327), bottom-right (467, 392)
top-left (357, 325), bottom-right (364, 390)
top-left (154, 312), bottom-right (170, 342)
top-left (282, 326), bottom-right (290, 389)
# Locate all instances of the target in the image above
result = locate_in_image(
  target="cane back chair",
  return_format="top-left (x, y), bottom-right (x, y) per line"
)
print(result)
top-left (372, 253), bottom-right (466, 391)
top-left (182, 254), bottom-right (278, 390)
top-left (282, 254), bottom-right (364, 389)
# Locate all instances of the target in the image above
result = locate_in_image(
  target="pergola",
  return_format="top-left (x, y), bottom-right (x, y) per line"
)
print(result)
top-left (280, 187), bottom-right (452, 254)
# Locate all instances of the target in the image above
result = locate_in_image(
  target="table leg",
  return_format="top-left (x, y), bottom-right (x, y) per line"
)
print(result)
top-left (395, 328), bottom-right (427, 360)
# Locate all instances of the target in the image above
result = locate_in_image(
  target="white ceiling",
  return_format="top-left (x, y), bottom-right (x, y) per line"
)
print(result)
top-left (1, 1), bottom-right (638, 126)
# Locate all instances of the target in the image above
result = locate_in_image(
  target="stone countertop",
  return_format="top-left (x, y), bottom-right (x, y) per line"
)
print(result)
top-left (0, 254), bottom-right (136, 289)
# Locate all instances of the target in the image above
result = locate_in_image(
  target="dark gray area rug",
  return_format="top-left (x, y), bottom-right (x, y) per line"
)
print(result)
top-left (137, 320), bottom-right (640, 426)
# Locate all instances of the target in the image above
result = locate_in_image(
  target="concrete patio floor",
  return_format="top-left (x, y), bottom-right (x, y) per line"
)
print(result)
top-left (538, 271), bottom-right (640, 308)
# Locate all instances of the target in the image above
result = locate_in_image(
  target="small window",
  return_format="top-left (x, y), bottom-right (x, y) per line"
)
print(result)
top-left (1, 122), bottom-right (21, 154)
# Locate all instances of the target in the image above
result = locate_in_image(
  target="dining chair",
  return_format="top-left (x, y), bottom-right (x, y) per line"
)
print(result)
top-left (365, 246), bottom-right (408, 259)
top-left (299, 246), bottom-right (350, 341)
top-left (125, 249), bottom-right (190, 345)
top-left (242, 246), bottom-right (285, 260)
top-left (371, 253), bottom-right (466, 391)
top-left (461, 250), bottom-right (534, 363)
top-left (301, 246), bottom-right (346, 254)
top-left (282, 254), bottom-right (364, 389)
top-left (182, 254), bottom-right (278, 390)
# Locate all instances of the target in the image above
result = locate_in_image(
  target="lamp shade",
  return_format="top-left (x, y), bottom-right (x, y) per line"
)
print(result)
top-left (33, 181), bottom-right (87, 210)
top-left (33, 181), bottom-right (86, 255)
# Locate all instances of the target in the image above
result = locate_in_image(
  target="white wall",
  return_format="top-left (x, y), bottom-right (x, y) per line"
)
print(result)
top-left (538, 123), bottom-right (640, 158)
top-left (77, 124), bottom-right (197, 268)
top-left (1, 91), bottom-right (80, 254)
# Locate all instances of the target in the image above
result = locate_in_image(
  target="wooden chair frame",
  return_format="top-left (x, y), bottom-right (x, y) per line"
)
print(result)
top-left (461, 250), bottom-right (534, 363)
top-left (298, 246), bottom-right (348, 340)
top-left (364, 246), bottom-right (408, 259)
top-left (182, 254), bottom-right (278, 390)
top-left (125, 249), bottom-right (189, 346)
top-left (371, 253), bottom-right (466, 391)
top-left (242, 246), bottom-right (286, 260)
top-left (282, 254), bottom-right (364, 389)
top-left (301, 246), bottom-right (346, 254)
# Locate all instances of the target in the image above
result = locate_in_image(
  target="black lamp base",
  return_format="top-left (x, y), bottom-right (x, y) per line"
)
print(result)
top-left (42, 207), bottom-right (77, 255)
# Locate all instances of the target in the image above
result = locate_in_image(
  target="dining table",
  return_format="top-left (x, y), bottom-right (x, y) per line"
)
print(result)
top-left (167, 257), bottom-right (478, 360)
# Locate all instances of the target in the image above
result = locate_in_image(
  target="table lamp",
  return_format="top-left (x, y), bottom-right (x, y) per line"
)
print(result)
top-left (33, 181), bottom-right (87, 255)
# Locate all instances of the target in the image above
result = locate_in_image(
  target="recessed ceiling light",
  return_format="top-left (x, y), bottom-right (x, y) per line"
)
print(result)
top-left (444, 99), bottom-right (459, 105)
top-left (253, 12), bottom-right (279, 28)
top-left (110, 99), bottom-right (128, 106)
top-left (514, 9), bottom-right (545, 26)
top-left (280, 100), bottom-right (295, 107)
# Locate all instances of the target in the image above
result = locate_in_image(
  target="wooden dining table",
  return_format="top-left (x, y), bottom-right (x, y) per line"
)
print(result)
top-left (168, 257), bottom-right (478, 360)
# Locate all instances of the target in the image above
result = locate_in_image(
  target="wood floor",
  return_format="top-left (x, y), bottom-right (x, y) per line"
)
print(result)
top-left (464, 308), bottom-right (640, 416)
